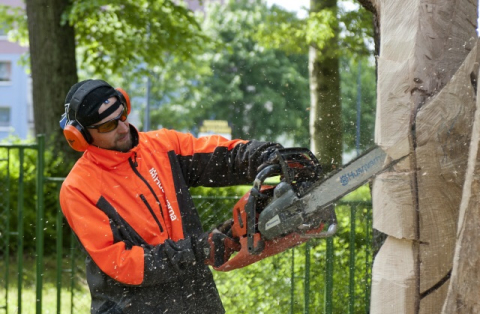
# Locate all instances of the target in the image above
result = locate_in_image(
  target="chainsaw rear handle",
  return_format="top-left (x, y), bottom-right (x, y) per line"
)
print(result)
top-left (252, 164), bottom-right (281, 191)
top-left (247, 164), bottom-right (281, 254)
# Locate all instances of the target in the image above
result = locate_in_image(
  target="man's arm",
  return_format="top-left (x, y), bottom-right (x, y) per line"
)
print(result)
top-left (168, 131), bottom-right (282, 187)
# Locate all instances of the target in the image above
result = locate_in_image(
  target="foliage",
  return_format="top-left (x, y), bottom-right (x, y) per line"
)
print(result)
top-left (0, 5), bottom-right (28, 46)
top-left (1, 255), bottom-right (90, 313)
top-left (0, 138), bottom-right (75, 254)
top-left (338, 1), bottom-right (375, 58)
top-left (192, 185), bottom-right (250, 230)
top-left (253, 0), bottom-right (374, 59)
top-left (253, 4), bottom-right (337, 55)
top-left (68, 0), bottom-right (209, 77)
top-left (132, 0), bottom-right (312, 146)
top-left (148, 0), bottom-right (311, 146)
top-left (0, 4), bottom-right (29, 68)
top-left (341, 55), bottom-right (377, 153)
top-left (0, 0), bottom-right (208, 78)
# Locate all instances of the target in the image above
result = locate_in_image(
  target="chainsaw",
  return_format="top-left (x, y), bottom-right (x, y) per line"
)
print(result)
top-left (214, 146), bottom-right (398, 272)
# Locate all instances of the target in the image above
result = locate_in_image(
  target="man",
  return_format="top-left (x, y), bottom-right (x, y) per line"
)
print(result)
top-left (59, 79), bottom-right (283, 313)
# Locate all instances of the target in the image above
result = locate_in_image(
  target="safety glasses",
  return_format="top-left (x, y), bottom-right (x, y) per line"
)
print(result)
top-left (86, 105), bottom-right (128, 133)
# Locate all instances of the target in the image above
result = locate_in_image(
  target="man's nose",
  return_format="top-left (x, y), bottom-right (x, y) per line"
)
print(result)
top-left (118, 119), bottom-right (129, 132)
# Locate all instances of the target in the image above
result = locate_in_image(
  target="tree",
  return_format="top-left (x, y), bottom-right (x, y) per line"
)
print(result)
top-left (25, 0), bottom-right (78, 158)
top-left (1, 0), bottom-right (208, 164)
top-left (199, 0), bottom-right (310, 145)
top-left (145, 0), bottom-right (312, 146)
top-left (356, 1), bottom-right (478, 313)
top-left (308, 0), bottom-right (341, 172)
top-left (252, 0), bottom-right (374, 171)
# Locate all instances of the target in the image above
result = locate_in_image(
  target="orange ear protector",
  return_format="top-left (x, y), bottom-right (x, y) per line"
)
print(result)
top-left (60, 80), bottom-right (131, 152)
top-left (115, 87), bottom-right (131, 115)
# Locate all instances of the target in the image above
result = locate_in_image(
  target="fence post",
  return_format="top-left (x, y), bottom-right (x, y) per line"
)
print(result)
top-left (324, 237), bottom-right (334, 314)
top-left (16, 148), bottom-right (24, 314)
top-left (349, 204), bottom-right (357, 314)
top-left (304, 241), bottom-right (311, 314)
top-left (70, 231), bottom-right (76, 314)
top-left (0, 149), bottom-right (11, 314)
top-left (35, 135), bottom-right (45, 314)
top-left (365, 208), bottom-right (372, 313)
top-left (290, 248), bottom-right (295, 314)
top-left (55, 183), bottom-right (63, 314)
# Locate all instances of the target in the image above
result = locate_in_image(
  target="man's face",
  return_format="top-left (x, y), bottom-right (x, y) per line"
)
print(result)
top-left (88, 97), bottom-right (132, 152)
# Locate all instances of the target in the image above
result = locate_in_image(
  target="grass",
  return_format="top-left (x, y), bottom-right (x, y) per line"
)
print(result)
top-left (0, 255), bottom-right (90, 314)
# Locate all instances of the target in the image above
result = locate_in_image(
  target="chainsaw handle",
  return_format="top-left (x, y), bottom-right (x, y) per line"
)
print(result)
top-left (246, 164), bottom-right (281, 254)
top-left (253, 164), bottom-right (281, 190)
top-left (245, 193), bottom-right (264, 254)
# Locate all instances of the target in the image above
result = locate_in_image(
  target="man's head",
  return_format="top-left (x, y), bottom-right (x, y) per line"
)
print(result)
top-left (63, 79), bottom-right (132, 152)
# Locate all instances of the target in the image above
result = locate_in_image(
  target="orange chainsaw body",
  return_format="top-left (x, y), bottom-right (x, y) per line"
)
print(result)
top-left (214, 188), bottom-right (324, 272)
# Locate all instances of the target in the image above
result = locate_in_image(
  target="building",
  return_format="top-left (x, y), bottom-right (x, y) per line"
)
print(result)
top-left (0, 0), bottom-right (32, 141)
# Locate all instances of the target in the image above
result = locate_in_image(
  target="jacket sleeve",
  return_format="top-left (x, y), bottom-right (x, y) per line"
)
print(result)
top-left (60, 181), bottom-right (206, 287)
top-left (166, 130), bottom-right (283, 187)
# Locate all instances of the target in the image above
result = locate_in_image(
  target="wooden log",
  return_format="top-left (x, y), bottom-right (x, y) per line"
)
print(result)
top-left (442, 53), bottom-right (480, 314)
top-left (415, 43), bottom-right (477, 314)
top-left (368, 0), bottom-right (477, 313)
top-left (371, 237), bottom-right (416, 313)
top-left (372, 171), bottom-right (415, 240)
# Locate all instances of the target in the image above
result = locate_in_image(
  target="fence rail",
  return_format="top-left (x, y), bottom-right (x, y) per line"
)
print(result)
top-left (0, 135), bottom-right (373, 314)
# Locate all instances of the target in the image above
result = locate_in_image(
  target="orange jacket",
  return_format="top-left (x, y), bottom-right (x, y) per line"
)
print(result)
top-left (60, 126), bottom-right (280, 313)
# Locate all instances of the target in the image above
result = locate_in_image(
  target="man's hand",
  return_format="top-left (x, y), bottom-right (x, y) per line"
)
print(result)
top-left (257, 146), bottom-right (282, 172)
top-left (194, 219), bottom-right (240, 267)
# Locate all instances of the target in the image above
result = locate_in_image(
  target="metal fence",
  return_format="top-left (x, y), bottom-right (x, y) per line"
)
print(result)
top-left (0, 135), bottom-right (373, 314)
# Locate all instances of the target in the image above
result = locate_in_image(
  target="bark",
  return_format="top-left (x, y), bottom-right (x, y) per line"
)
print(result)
top-left (309, 0), bottom-right (342, 173)
top-left (25, 0), bottom-right (79, 163)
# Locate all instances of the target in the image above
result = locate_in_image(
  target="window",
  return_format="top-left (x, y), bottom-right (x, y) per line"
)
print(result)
top-left (0, 61), bottom-right (12, 83)
top-left (0, 107), bottom-right (10, 126)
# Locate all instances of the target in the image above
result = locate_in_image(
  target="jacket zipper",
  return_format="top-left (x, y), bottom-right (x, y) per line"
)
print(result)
top-left (129, 153), bottom-right (165, 234)
top-left (139, 194), bottom-right (164, 233)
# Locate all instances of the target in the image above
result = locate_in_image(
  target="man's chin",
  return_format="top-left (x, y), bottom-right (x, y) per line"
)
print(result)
top-left (115, 135), bottom-right (132, 152)
top-left (117, 141), bottom-right (132, 152)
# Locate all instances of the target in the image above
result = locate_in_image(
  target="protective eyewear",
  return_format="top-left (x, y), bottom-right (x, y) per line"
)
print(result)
top-left (86, 105), bottom-right (128, 133)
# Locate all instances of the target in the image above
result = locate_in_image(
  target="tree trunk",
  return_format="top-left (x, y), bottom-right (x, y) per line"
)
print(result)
top-left (364, 0), bottom-right (478, 313)
top-left (25, 0), bottom-right (79, 163)
top-left (309, 0), bottom-right (342, 173)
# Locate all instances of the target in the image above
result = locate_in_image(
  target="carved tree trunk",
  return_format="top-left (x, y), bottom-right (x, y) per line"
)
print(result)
top-left (364, 0), bottom-right (478, 313)
top-left (442, 46), bottom-right (480, 314)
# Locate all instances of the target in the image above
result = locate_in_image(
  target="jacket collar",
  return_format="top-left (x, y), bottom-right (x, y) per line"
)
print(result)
top-left (83, 125), bottom-right (140, 170)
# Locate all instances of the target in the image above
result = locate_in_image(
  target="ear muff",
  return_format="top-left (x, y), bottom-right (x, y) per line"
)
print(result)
top-left (61, 81), bottom-right (130, 152)
top-left (62, 80), bottom-right (111, 152)
top-left (63, 120), bottom-right (93, 152)
top-left (115, 87), bottom-right (131, 115)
